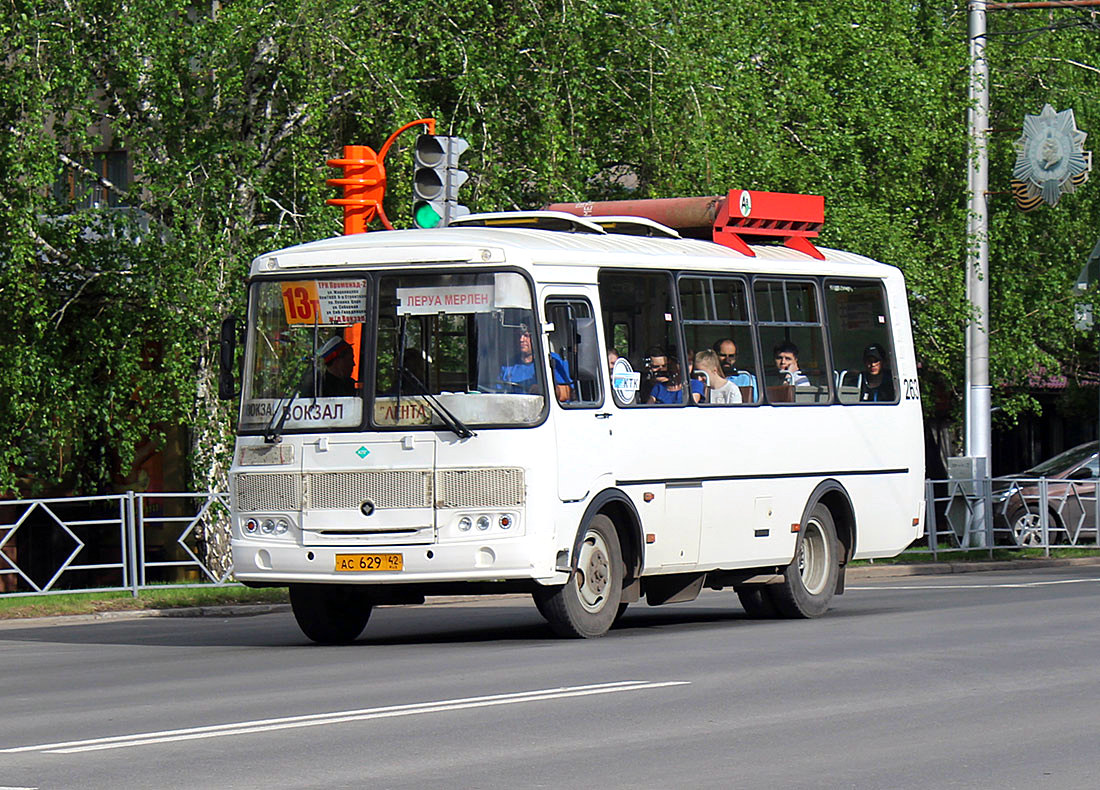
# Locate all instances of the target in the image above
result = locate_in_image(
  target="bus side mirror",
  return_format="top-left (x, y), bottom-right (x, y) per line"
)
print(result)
top-left (574, 317), bottom-right (600, 381)
top-left (218, 316), bottom-right (238, 400)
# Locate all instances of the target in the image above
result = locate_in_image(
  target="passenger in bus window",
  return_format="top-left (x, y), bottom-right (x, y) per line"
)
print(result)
top-left (306, 336), bottom-right (357, 397)
top-left (499, 326), bottom-right (572, 401)
top-left (694, 349), bottom-right (742, 404)
top-left (773, 341), bottom-right (810, 386)
top-left (644, 348), bottom-right (703, 404)
top-left (714, 338), bottom-right (758, 401)
top-left (859, 343), bottom-right (895, 402)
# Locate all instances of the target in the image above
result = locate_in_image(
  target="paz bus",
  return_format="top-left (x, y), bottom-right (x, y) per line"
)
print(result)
top-left (220, 189), bottom-right (925, 643)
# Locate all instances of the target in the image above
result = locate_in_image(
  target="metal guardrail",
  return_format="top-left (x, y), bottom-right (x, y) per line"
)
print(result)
top-left (0, 492), bottom-right (232, 598)
top-left (2, 478), bottom-right (1097, 597)
top-left (920, 476), bottom-right (1100, 559)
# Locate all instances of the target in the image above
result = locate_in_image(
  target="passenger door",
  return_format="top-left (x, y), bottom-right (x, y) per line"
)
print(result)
top-left (545, 293), bottom-right (613, 501)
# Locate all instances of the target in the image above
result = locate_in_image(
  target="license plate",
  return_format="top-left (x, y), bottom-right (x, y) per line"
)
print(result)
top-left (334, 553), bottom-right (403, 572)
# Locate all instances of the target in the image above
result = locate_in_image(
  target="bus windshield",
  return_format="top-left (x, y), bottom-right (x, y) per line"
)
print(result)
top-left (238, 270), bottom-right (546, 433)
top-left (239, 277), bottom-right (369, 433)
top-left (373, 271), bottom-right (545, 429)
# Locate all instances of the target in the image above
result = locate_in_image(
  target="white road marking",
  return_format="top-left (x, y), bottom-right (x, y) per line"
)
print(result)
top-left (1, 680), bottom-right (689, 755)
top-left (850, 577), bottom-right (1100, 591)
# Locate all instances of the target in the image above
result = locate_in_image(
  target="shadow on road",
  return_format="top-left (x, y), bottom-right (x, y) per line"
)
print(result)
top-left (0, 598), bottom-right (803, 649)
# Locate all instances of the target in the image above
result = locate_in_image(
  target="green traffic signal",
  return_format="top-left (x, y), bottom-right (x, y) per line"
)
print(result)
top-left (414, 202), bottom-right (443, 229)
top-left (412, 135), bottom-right (469, 228)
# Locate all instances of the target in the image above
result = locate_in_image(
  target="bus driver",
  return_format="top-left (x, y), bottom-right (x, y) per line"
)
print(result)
top-left (500, 326), bottom-right (573, 402)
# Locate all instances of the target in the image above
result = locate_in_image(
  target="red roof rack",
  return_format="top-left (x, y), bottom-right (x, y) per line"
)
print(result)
top-left (712, 190), bottom-right (824, 259)
top-left (545, 190), bottom-right (825, 259)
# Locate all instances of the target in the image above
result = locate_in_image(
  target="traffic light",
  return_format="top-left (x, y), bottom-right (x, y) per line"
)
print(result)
top-left (412, 135), bottom-right (469, 228)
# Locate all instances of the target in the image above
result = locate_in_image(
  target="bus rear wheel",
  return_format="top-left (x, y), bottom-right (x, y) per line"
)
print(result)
top-left (533, 515), bottom-right (623, 638)
top-left (289, 583), bottom-right (373, 644)
top-left (768, 504), bottom-right (839, 619)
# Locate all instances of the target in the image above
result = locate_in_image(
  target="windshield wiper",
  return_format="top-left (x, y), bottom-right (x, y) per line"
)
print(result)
top-left (400, 368), bottom-right (475, 439)
top-left (264, 387), bottom-right (302, 444)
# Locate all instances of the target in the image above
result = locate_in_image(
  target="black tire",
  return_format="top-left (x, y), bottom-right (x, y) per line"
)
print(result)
top-left (612, 601), bottom-right (630, 627)
top-left (533, 514), bottom-right (623, 638)
top-left (768, 503), bottom-right (839, 619)
top-left (736, 587), bottom-right (780, 618)
top-left (289, 583), bottom-right (373, 644)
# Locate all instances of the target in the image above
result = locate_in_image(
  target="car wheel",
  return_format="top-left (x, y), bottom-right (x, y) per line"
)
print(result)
top-left (1009, 510), bottom-right (1061, 547)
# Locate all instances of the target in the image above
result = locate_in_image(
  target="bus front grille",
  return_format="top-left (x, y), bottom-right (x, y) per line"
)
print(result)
top-left (234, 467), bottom-right (524, 512)
top-left (235, 473), bottom-right (301, 512)
top-left (436, 468), bottom-right (525, 508)
top-left (308, 470), bottom-right (433, 510)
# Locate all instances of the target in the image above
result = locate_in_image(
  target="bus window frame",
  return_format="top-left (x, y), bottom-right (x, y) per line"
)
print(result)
top-left (823, 277), bottom-right (900, 406)
top-left (369, 265), bottom-right (551, 432)
top-left (752, 276), bottom-right (835, 407)
top-left (598, 267), bottom-right (689, 408)
top-left (236, 270), bottom-right (376, 436)
top-left (544, 296), bottom-right (604, 410)
top-left (676, 271), bottom-right (761, 407)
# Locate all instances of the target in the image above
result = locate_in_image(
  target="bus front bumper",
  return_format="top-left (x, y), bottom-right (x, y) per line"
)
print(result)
top-left (231, 537), bottom-right (562, 586)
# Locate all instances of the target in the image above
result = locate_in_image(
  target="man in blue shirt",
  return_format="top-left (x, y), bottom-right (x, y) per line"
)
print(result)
top-left (500, 328), bottom-right (572, 402)
top-left (644, 348), bottom-right (704, 404)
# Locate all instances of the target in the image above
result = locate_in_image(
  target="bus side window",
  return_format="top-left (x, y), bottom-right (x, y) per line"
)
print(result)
top-left (754, 278), bottom-right (831, 405)
top-left (679, 274), bottom-right (758, 405)
top-left (546, 298), bottom-right (602, 407)
top-left (599, 270), bottom-right (680, 406)
top-left (824, 280), bottom-right (898, 404)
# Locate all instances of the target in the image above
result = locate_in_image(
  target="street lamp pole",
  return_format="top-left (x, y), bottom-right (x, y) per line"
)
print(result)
top-left (967, 0), bottom-right (992, 466)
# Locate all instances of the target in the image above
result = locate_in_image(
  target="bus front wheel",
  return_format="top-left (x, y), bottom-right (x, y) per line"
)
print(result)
top-left (533, 515), bottom-right (623, 638)
top-left (290, 583), bottom-right (373, 644)
top-left (768, 504), bottom-right (839, 619)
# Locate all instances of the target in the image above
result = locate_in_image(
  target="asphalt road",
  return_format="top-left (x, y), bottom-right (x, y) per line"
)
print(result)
top-left (1, 564), bottom-right (1099, 790)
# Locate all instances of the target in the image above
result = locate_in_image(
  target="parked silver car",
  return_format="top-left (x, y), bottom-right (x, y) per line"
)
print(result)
top-left (993, 442), bottom-right (1099, 546)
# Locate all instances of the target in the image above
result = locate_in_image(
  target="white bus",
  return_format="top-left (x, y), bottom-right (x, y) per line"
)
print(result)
top-left (222, 191), bottom-right (925, 642)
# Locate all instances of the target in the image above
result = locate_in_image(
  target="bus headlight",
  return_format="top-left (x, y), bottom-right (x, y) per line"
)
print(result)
top-left (447, 512), bottom-right (522, 538)
top-left (261, 519), bottom-right (276, 535)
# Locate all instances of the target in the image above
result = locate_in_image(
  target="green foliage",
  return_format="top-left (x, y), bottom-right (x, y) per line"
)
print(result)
top-left (3, 0), bottom-right (1100, 493)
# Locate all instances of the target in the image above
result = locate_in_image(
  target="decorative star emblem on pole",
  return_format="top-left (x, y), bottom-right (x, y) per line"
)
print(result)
top-left (1012, 104), bottom-right (1091, 210)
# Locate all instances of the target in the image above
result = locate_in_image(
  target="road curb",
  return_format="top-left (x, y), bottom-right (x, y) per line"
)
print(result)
top-left (847, 556), bottom-right (1100, 580)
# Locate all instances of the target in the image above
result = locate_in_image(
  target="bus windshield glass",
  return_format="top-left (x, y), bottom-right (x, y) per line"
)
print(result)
top-left (373, 271), bottom-right (545, 429)
top-left (239, 277), bottom-right (368, 432)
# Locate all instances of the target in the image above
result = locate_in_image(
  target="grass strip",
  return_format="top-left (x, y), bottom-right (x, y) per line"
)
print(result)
top-left (0, 585), bottom-right (288, 620)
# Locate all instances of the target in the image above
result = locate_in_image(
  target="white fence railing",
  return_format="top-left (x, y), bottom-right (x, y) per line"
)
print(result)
top-left (2, 479), bottom-right (1097, 597)
top-left (0, 492), bottom-right (232, 598)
